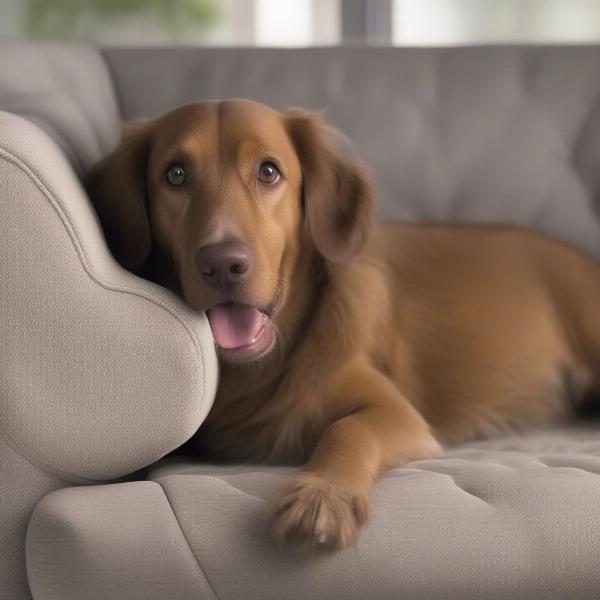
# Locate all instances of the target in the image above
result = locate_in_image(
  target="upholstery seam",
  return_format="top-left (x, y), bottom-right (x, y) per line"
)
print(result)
top-left (0, 148), bottom-right (208, 385)
top-left (154, 473), bottom-right (268, 502)
top-left (156, 480), bottom-right (221, 600)
top-left (0, 132), bottom-right (211, 479)
top-left (0, 142), bottom-right (208, 394)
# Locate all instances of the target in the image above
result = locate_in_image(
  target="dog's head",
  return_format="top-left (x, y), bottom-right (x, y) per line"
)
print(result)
top-left (86, 99), bottom-right (374, 364)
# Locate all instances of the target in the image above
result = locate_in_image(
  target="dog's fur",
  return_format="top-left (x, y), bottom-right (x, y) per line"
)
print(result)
top-left (86, 99), bottom-right (600, 550)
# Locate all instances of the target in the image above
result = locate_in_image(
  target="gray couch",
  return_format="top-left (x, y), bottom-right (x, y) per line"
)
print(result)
top-left (2, 41), bottom-right (600, 600)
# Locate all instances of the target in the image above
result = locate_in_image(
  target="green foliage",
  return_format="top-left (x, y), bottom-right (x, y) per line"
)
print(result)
top-left (21, 0), bottom-right (220, 38)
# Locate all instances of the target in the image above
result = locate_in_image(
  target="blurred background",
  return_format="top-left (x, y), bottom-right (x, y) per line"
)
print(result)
top-left (1, 0), bottom-right (600, 46)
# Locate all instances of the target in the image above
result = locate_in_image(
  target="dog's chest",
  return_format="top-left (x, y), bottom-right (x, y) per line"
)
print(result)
top-left (198, 380), bottom-right (324, 464)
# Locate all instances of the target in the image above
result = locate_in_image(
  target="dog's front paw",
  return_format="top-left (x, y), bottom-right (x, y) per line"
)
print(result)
top-left (270, 472), bottom-right (370, 551)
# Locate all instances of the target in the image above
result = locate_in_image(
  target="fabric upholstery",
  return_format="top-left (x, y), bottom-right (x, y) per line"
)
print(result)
top-left (26, 482), bottom-right (217, 600)
top-left (0, 110), bottom-right (218, 599)
top-left (27, 425), bottom-right (600, 600)
top-left (0, 440), bottom-right (66, 600)
top-left (103, 46), bottom-right (600, 259)
top-left (0, 42), bottom-right (121, 175)
top-left (0, 110), bottom-right (218, 481)
top-left (2, 43), bottom-right (600, 600)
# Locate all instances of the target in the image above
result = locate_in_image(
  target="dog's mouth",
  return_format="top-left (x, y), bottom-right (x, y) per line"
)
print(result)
top-left (207, 301), bottom-right (276, 362)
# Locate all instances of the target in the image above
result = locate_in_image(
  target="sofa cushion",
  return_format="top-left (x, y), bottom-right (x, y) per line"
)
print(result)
top-left (27, 424), bottom-right (600, 600)
top-left (102, 46), bottom-right (600, 259)
top-left (0, 41), bottom-right (121, 175)
top-left (26, 482), bottom-right (216, 600)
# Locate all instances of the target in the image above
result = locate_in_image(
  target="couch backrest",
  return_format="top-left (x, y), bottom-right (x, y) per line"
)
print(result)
top-left (103, 46), bottom-right (600, 258)
top-left (0, 41), bottom-right (121, 175)
top-left (2, 43), bottom-right (599, 258)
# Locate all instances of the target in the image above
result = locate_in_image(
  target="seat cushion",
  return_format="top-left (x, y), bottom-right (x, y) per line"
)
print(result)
top-left (27, 424), bottom-right (600, 600)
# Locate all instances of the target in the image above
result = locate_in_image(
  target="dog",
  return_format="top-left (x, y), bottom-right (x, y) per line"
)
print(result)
top-left (86, 99), bottom-right (600, 551)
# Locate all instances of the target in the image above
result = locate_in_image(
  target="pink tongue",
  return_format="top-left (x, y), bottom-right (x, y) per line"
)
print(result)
top-left (207, 305), bottom-right (265, 349)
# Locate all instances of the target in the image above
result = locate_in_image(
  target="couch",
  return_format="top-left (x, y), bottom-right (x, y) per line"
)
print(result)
top-left (2, 41), bottom-right (600, 600)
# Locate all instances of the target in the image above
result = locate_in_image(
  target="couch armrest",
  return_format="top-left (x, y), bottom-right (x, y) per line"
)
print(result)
top-left (0, 111), bottom-right (218, 481)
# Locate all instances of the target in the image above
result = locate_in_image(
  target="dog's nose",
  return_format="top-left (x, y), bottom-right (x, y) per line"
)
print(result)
top-left (195, 240), bottom-right (252, 290)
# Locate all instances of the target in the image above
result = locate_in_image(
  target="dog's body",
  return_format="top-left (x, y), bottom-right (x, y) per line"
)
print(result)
top-left (201, 222), bottom-right (600, 457)
top-left (87, 99), bottom-right (600, 550)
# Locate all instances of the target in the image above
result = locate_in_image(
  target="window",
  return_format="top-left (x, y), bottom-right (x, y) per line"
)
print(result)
top-left (393, 0), bottom-right (600, 45)
top-left (1, 0), bottom-right (600, 46)
top-left (0, 0), bottom-right (340, 46)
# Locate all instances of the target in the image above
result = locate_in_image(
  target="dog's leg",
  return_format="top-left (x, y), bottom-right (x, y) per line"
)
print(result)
top-left (271, 355), bottom-right (441, 550)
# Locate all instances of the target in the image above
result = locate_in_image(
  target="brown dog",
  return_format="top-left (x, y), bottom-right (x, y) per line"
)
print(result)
top-left (86, 99), bottom-right (600, 551)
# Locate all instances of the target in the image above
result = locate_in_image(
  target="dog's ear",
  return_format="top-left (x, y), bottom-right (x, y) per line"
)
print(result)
top-left (285, 110), bottom-right (375, 263)
top-left (85, 119), bottom-right (154, 270)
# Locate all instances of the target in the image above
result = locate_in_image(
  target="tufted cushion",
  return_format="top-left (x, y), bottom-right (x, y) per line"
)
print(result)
top-left (26, 424), bottom-right (600, 600)
top-left (0, 41), bottom-right (121, 175)
top-left (103, 46), bottom-right (600, 258)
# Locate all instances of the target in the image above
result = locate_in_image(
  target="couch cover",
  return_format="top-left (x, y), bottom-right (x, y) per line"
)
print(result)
top-left (1, 42), bottom-right (600, 600)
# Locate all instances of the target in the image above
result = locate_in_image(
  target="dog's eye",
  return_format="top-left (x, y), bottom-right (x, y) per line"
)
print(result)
top-left (166, 163), bottom-right (186, 187)
top-left (258, 162), bottom-right (280, 184)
